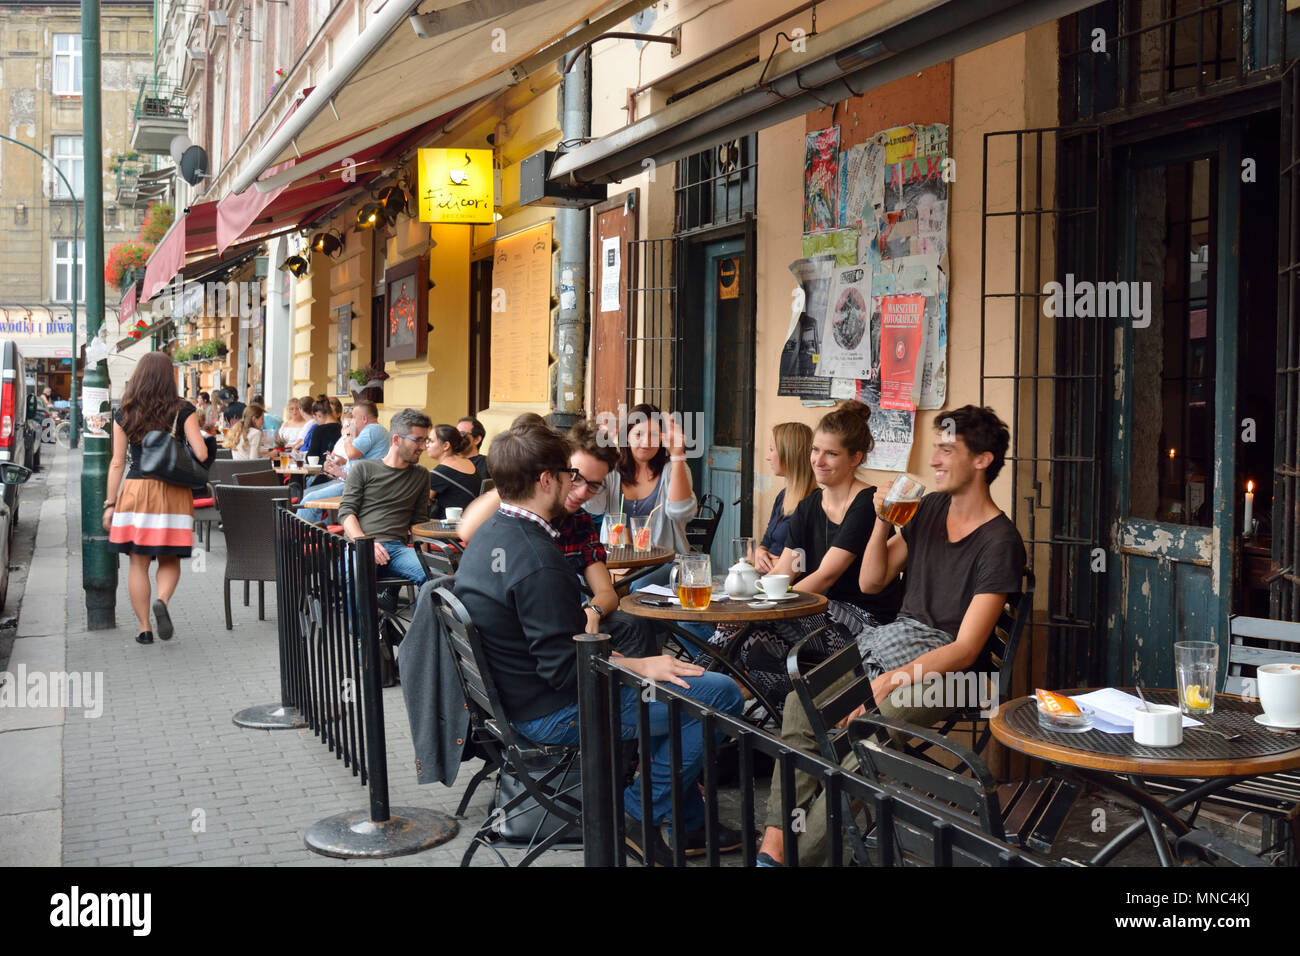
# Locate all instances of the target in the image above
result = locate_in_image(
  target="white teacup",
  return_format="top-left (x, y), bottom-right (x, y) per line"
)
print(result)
top-left (307, 456), bottom-right (321, 466)
top-left (444, 507), bottom-right (463, 522)
top-left (1132, 704), bottom-right (1182, 747)
top-left (1257, 663), bottom-right (1300, 726)
top-left (760, 574), bottom-right (790, 598)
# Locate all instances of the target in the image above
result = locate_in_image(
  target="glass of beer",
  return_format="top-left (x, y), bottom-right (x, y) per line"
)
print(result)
top-left (882, 474), bottom-right (926, 528)
top-left (674, 553), bottom-right (712, 611)
top-left (279, 452), bottom-right (291, 469)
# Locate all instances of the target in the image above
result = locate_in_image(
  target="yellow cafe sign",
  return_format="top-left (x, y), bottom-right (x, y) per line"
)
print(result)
top-left (418, 148), bottom-right (495, 224)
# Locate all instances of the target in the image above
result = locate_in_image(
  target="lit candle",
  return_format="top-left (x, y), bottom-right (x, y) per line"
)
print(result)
top-left (1244, 480), bottom-right (1254, 534)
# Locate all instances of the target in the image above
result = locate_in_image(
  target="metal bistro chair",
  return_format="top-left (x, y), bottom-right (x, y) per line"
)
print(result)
top-left (848, 714), bottom-right (1011, 866)
top-left (1142, 616), bottom-right (1300, 864)
top-left (233, 468), bottom-right (285, 487)
top-left (215, 484), bottom-right (285, 628)
top-left (786, 569), bottom-right (1080, 853)
top-left (432, 586), bottom-right (582, 867)
top-left (685, 493), bottom-right (724, 556)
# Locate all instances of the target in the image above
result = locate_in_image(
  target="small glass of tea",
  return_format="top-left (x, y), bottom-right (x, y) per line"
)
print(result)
top-left (882, 473), bottom-right (926, 528)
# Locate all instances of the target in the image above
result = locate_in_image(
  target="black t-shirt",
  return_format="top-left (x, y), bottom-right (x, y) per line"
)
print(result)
top-left (787, 487), bottom-right (902, 618)
top-left (469, 454), bottom-right (489, 483)
top-left (898, 492), bottom-right (1027, 639)
top-left (305, 422), bottom-right (342, 461)
top-left (429, 463), bottom-right (479, 518)
top-left (116, 402), bottom-right (197, 479)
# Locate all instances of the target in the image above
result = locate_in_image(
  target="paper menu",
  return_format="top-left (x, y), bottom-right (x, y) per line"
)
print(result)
top-left (1069, 688), bottom-right (1204, 734)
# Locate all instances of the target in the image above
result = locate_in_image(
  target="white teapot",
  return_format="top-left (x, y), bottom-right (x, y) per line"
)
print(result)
top-left (724, 560), bottom-right (760, 598)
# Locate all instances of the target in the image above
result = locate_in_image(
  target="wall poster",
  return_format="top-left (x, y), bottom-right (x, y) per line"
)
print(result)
top-left (803, 126), bottom-right (841, 234)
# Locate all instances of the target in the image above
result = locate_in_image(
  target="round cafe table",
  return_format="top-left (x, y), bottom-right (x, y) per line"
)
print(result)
top-left (274, 464), bottom-right (323, 476)
top-left (411, 521), bottom-right (462, 541)
top-left (619, 589), bottom-right (828, 725)
top-left (603, 544), bottom-right (674, 593)
top-left (990, 688), bottom-right (1300, 866)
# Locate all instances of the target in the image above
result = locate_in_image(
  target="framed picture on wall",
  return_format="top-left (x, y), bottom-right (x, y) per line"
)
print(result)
top-left (383, 256), bottom-right (428, 362)
top-left (334, 303), bottom-right (353, 396)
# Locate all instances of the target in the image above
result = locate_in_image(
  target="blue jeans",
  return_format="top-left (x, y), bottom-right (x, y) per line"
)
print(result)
top-left (515, 672), bottom-right (743, 831)
top-left (297, 478), bottom-right (345, 524)
top-left (377, 541), bottom-right (427, 585)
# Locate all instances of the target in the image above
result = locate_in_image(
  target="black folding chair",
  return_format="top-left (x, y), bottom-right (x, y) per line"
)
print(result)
top-left (685, 493), bottom-right (724, 555)
top-left (432, 586), bottom-right (582, 866)
top-left (848, 714), bottom-right (1009, 866)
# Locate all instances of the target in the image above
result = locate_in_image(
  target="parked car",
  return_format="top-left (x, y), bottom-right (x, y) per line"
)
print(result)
top-left (0, 463), bottom-right (32, 608)
top-left (0, 340), bottom-right (34, 533)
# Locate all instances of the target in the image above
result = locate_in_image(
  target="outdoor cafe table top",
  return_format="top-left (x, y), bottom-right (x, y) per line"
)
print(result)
top-left (990, 689), bottom-right (1300, 777)
top-left (274, 464), bottom-right (323, 475)
top-left (309, 496), bottom-right (343, 511)
top-left (604, 544), bottom-right (674, 571)
top-left (619, 589), bottom-right (827, 625)
top-left (411, 521), bottom-right (462, 540)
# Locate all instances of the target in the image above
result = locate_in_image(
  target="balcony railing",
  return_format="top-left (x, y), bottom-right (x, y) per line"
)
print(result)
top-left (130, 75), bottom-right (189, 156)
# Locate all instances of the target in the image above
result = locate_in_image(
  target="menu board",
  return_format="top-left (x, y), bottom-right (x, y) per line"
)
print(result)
top-left (489, 221), bottom-right (553, 404)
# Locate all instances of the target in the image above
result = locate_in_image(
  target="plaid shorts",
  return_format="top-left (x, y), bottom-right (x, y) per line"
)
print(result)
top-left (856, 616), bottom-right (953, 677)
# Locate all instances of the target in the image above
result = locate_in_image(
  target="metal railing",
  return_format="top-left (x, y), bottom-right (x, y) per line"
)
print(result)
top-left (574, 635), bottom-right (1044, 868)
top-left (133, 75), bottom-right (186, 122)
top-left (235, 504), bottom-right (456, 858)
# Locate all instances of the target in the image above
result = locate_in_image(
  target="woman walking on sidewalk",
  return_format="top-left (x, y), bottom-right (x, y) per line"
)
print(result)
top-left (103, 351), bottom-right (213, 645)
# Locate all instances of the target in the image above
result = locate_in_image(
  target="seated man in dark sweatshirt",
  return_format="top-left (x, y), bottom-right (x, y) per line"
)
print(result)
top-left (453, 423), bottom-right (745, 865)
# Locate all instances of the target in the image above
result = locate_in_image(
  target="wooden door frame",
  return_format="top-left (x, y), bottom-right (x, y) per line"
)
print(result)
top-left (589, 190), bottom-right (639, 417)
top-left (1107, 124), bottom-right (1242, 682)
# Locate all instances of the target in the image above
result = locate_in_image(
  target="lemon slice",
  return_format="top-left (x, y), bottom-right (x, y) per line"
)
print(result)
top-left (1184, 684), bottom-right (1211, 708)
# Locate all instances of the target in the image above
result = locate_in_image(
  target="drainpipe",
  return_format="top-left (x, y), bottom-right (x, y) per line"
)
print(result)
top-left (551, 42), bottom-right (590, 431)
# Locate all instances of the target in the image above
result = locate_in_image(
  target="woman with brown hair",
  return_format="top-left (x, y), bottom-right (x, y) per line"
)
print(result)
top-left (700, 400), bottom-right (902, 711)
top-left (302, 395), bottom-right (343, 462)
top-left (104, 350), bottom-right (213, 645)
top-left (754, 422), bottom-right (817, 573)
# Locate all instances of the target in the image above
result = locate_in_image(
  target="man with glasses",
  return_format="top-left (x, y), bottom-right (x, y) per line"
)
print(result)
top-left (337, 408), bottom-right (432, 585)
top-left (454, 424), bottom-right (744, 864)
top-left (458, 419), bottom-right (657, 656)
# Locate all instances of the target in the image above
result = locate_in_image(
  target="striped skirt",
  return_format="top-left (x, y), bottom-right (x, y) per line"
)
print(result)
top-left (108, 477), bottom-right (195, 557)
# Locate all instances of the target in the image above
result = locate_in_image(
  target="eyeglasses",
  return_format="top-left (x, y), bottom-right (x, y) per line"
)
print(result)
top-left (397, 434), bottom-right (429, 447)
top-left (570, 471), bottom-right (604, 492)
top-left (552, 467), bottom-right (581, 483)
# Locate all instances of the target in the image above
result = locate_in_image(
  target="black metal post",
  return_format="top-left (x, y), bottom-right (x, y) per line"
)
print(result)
top-left (233, 502), bottom-right (307, 729)
top-left (576, 632), bottom-right (615, 866)
top-left (351, 535), bottom-right (389, 823)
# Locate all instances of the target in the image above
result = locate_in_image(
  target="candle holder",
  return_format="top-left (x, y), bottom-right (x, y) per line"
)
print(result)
top-left (1243, 517), bottom-right (1259, 540)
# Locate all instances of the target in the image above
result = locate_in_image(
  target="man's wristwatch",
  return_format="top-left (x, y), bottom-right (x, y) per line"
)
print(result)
top-left (584, 601), bottom-right (605, 618)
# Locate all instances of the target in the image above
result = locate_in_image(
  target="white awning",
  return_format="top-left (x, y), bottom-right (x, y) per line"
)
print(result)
top-left (231, 0), bottom-right (655, 195)
top-left (550, 0), bottom-right (1099, 184)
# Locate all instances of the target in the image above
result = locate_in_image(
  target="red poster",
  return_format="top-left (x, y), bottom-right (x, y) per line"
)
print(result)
top-left (879, 294), bottom-right (926, 410)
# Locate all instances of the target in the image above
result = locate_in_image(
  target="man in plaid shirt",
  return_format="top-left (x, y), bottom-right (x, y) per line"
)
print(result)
top-left (459, 420), bottom-right (657, 657)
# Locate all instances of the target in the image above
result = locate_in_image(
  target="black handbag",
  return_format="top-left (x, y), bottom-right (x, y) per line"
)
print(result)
top-left (138, 408), bottom-right (212, 490)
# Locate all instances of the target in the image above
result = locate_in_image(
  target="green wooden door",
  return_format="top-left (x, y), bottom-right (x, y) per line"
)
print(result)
top-left (1107, 127), bottom-right (1241, 687)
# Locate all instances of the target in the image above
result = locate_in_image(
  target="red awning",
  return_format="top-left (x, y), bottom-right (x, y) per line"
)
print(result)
top-left (214, 113), bottom-right (459, 254)
top-left (120, 281), bottom-right (139, 325)
top-left (141, 201), bottom-right (217, 301)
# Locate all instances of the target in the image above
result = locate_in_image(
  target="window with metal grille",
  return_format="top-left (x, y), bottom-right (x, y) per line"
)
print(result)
top-left (1062, 0), bottom-right (1288, 124)
top-left (623, 237), bottom-right (678, 412)
top-left (674, 134), bottom-right (756, 234)
top-left (980, 127), bottom-right (1107, 687)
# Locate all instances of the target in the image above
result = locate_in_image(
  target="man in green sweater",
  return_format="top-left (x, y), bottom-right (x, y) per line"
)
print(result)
top-left (338, 408), bottom-right (432, 584)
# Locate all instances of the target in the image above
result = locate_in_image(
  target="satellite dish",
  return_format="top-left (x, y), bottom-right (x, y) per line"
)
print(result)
top-left (169, 134), bottom-right (193, 164)
top-left (179, 145), bottom-right (209, 186)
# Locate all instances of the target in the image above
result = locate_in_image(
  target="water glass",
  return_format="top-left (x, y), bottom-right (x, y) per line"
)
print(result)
top-left (732, 536), bottom-right (755, 565)
top-left (631, 515), bottom-right (652, 551)
top-left (1174, 640), bottom-right (1219, 716)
